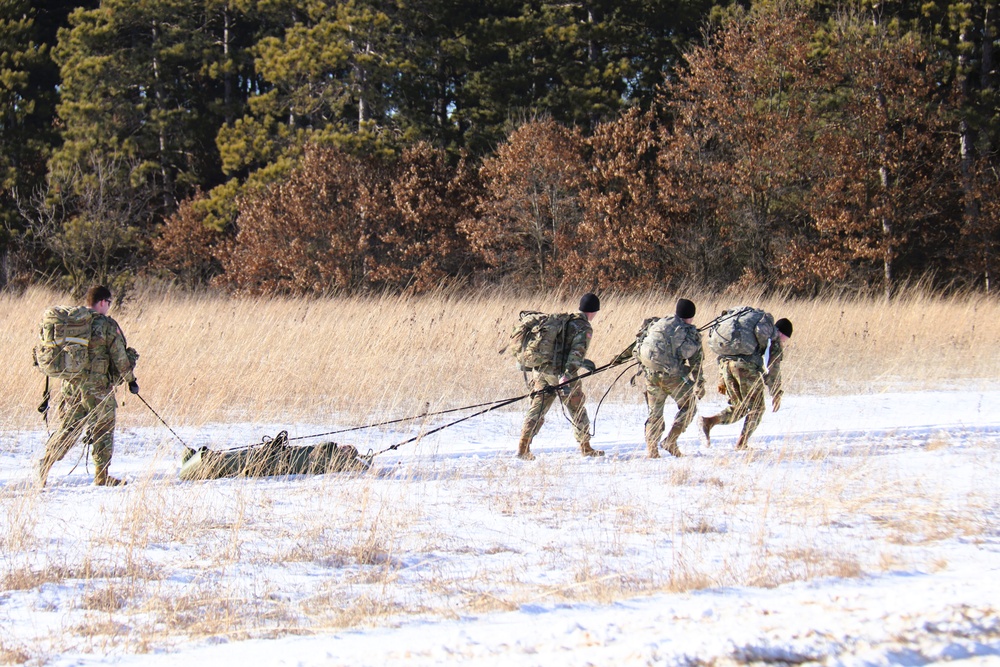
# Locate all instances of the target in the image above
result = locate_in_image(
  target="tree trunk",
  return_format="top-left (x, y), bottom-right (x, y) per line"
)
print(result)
top-left (151, 21), bottom-right (175, 210)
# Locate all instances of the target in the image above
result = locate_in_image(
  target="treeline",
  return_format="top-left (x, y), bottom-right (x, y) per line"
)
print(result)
top-left (1, 0), bottom-right (997, 296)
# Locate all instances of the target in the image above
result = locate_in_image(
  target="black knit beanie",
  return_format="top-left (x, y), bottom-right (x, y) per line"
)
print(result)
top-left (675, 298), bottom-right (696, 319)
top-left (579, 293), bottom-right (600, 313)
top-left (775, 318), bottom-right (793, 338)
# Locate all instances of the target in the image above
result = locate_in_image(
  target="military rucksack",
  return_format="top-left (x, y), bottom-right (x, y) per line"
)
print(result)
top-left (32, 306), bottom-right (95, 380)
top-left (507, 311), bottom-right (578, 372)
top-left (706, 307), bottom-right (775, 357)
top-left (634, 316), bottom-right (701, 376)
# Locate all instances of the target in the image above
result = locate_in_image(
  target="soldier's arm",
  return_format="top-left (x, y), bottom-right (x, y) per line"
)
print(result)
top-left (689, 346), bottom-right (705, 388)
top-left (563, 318), bottom-right (592, 375)
top-left (764, 337), bottom-right (783, 397)
top-left (107, 319), bottom-right (137, 385)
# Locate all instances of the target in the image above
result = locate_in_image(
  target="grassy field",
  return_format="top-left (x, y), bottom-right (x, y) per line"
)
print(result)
top-left (2, 285), bottom-right (998, 432)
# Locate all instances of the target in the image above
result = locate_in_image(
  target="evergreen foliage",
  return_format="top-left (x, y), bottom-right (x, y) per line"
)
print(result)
top-left (0, 0), bottom-right (996, 295)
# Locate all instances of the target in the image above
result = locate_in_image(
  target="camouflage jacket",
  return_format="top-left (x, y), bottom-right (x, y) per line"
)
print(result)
top-left (65, 312), bottom-right (136, 394)
top-left (561, 313), bottom-right (593, 376)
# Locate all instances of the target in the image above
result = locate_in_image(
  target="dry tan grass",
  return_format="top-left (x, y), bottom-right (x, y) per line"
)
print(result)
top-left (0, 641), bottom-right (31, 665)
top-left (4, 285), bottom-right (1000, 430)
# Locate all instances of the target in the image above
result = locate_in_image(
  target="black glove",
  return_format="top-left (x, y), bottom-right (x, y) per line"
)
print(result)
top-left (128, 380), bottom-right (140, 395)
top-left (580, 359), bottom-right (597, 373)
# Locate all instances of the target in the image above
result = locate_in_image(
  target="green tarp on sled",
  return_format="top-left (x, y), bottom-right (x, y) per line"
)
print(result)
top-left (180, 431), bottom-right (369, 480)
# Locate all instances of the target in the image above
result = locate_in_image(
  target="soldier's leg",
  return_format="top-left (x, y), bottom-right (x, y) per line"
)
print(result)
top-left (518, 380), bottom-right (555, 459)
top-left (663, 380), bottom-right (696, 457)
top-left (561, 382), bottom-right (602, 456)
top-left (715, 362), bottom-right (750, 425)
top-left (734, 373), bottom-right (766, 450)
top-left (88, 396), bottom-right (124, 486)
top-left (38, 390), bottom-right (89, 486)
top-left (644, 381), bottom-right (668, 458)
top-left (700, 361), bottom-right (736, 446)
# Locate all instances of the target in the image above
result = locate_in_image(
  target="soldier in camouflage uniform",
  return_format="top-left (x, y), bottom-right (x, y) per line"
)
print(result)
top-left (517, 293), bottom-right (603, 460)
top-left (38, 286), bottom-right (140, 487)
top-left (637, 299), bottom-right (705, 459)
top-left (700, 316), bottom-right (792, 450)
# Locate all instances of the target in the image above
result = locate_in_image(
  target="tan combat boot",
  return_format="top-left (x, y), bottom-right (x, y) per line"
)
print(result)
top-left (699, 415), bottom-right (719, 447)
top-left (661, 424), bottom-right (684, 457)
top-left (37, 456), bottom-right (55, 488)
top-left (734, 432), bottom-right (750, 451)
top-left (516, 435), bottom-right (536, 461)
top-left (94, 465), bottom-right (126, 487)
top-left (646, 441), bottom-right (660, 459)
top-left (580, 440), bottom-right (605, 457)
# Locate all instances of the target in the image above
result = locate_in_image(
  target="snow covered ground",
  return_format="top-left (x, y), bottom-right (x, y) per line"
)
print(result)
top-left (1, 389), bottom-right (999, 666)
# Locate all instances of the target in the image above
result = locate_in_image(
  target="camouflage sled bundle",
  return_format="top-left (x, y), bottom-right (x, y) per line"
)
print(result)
top-left (179, 431), bottom-right (369, 480)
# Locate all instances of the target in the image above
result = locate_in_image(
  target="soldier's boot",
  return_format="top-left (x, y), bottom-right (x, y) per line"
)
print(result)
top-left (661, 425), bottom-right (684, 458)
top-left (37, 455), bottom-right (56, 488)
top-left (646, 440), bottom-right (660, 459)
top-left (734, 432), bottom-right (750, 451)
top-left (699, 415), bottom-right (719, 447)
top-left (94, 464), bottom-right (126, 487)
top-left (516, 435), bottom-right (536, 461)
top-left (580, 439), bottom-right (605, 457)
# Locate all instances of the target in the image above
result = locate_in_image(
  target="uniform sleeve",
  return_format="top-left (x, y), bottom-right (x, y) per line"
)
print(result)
top-left (764, 335), bottom-right (784, 396)
top-left (688, 332), bottom-right (705, 388)
top-left (106, 317), bottom-right (136, 384)
top-left (563, 317), bottom-right (593, 375)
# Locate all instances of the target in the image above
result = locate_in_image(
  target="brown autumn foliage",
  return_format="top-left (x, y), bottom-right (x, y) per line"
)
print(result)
top-left (962, 158), bottom-right (1000, 289)
top-left (571, 108), bottom-right (675, 289)
top-left (373, 142), bottom-right (479, 292)
top-left (658, 6), bottom-right (960, 294)
top-left (799, 13), bottom-right (959, 295)
top-left (150, 190), bottom-right (223, 287)
top-left (216, 146), bottom-right (394, 294)
top-left (146, 7), bottom-right (981, 297)
top-left (460, 118), bottom-right (588, 288)
top-left (659, 8), bottom-right (817, 289)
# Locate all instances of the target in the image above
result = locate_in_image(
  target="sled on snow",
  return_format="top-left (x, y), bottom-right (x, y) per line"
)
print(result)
top-left (179, 430), bottom-right (370, 480)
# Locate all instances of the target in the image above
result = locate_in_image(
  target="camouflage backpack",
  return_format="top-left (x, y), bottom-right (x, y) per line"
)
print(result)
top-left (634, 316), bottom-right (701, 376)
top-left (32, 306), bottom-right (95, 380)
top-left (706, 307), bottom-right (775, 357)
top-left (507, 311), bottom-right (578, 372)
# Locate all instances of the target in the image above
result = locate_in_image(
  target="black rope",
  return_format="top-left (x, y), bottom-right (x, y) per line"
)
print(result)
top-left (280, 358), bottom-right (620, 444)
top-left (697, 306), bottom-right (752, 332)
top-left (588, 361), bottom-right (640, 437)
top-left (370, 359), bottom-right (624, 457)
top-left (371, 392), bottom-right (533, 456)
top-left (133, 391), bottom-right (191, 449)
top-left (285, 393), bottom-right (546, 442)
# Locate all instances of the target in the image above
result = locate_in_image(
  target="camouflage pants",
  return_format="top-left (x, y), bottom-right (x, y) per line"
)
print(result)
top-left (644, 372), bottom-right (697, 449)
top-left (42, 384), bottom-right (117, 470)
top-left (716, 359), bottom-right (767, 441)
top-left (520, 372), bottom-right (590, 445)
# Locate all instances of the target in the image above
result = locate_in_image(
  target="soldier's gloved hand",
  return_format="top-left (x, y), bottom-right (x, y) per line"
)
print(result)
top-left (772, 391), bottom-right (782, 412)
top-left (557, 375), bottom-right (573, 396)
top-left (580, 359), bottom-right (597, 373)
top-left (128, 380), bottom-right (140, 395)
top-left (695, 383), bottom-right (706, 399)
